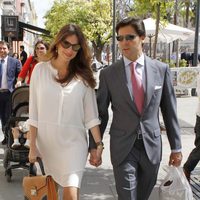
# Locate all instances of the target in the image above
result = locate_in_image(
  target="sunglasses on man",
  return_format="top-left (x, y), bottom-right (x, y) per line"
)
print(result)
top-left (116, 34), bottom-right (137, 42)
top-left (61, 40), bottom-right (81, 52)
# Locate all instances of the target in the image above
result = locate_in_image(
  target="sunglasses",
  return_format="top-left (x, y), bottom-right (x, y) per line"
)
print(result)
top-left (116, 34), bottom-right (137, 42)
top-left (61, 40), bottom-right (81, 52)
top-left (36, 47), bottom-right (46, 50)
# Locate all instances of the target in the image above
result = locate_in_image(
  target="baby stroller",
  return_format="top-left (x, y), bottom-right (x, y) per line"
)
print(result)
top-left (3, 85), bottom-right (29, 182)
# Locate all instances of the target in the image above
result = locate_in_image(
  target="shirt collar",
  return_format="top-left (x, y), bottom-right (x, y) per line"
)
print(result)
top-left (1, 55), bottom-right (8, 62)
top-left (123, 53), bottom-right (145, 68)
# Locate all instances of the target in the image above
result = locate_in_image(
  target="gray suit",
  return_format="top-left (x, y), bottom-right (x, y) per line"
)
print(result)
top-left (90, 55), bottom-right (181, 199)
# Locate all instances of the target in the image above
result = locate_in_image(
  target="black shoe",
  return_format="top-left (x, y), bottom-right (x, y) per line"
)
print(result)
top-left (1, 138), bottom-right (7, 145)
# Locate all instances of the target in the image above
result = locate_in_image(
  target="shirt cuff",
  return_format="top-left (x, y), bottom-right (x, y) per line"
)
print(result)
top-left (171, 149), bottom-right (182, 153)
top-left (85, 118), bottom-right (101, 130)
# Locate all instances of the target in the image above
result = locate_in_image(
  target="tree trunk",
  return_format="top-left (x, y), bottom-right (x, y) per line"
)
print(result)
top-left (185, 0), bottom-right (190, 27)
top-left (92, 41), bottom-right (104, 62)
top-left (153, 3), bottom-right (161, 59)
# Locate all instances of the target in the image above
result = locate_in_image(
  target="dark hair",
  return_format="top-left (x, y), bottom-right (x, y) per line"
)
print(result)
top-left (49, 24), bottom-right (95, 88)
top-left (0, 41), bottom-right (10, 49)
top-left (20, 45), bottom-right (25, 50)
top-left (33, 40), bottom-right (49, 58)
top-left (12, 52), bottom-right (19, 59)
top-left (116, 17), bottom-right (146, 37)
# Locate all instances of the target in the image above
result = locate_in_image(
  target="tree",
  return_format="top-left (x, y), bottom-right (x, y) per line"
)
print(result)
top-left (44, 0), bottom-right (112, 62)
top-left (129, 0), bottom-right (175, 58)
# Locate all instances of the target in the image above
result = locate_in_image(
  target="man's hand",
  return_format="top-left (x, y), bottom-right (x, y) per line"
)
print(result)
top-left (89, 148), bottom-right (102, 167)
top-left (169, 152), bottom-right (182, 167)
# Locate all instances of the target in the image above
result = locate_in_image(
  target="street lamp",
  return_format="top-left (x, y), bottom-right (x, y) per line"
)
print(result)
top-left (193, 0), bottom-right (200, 66)
top-left (112, 0), bottom-right (116, 63)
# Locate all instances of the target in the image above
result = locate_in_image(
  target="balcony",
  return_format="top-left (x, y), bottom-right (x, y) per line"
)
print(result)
top-left (3, 0), bottom-right (15, 15)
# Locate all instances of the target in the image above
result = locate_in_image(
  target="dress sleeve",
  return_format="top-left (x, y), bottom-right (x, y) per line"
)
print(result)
top-left (84, 87), bottom-right (101, 129)
top-left (27, 64), bottom-right (39, 128)
top-left (18, 56), bottom-right (33, 79)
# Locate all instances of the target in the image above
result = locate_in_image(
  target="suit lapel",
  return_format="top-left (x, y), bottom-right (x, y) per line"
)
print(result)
top-left (144, 56), bottom-right (157, 109)
top-left (6, 57), bottom-right (10, 75)
top-left (115, 59), bottom-right (138, 113)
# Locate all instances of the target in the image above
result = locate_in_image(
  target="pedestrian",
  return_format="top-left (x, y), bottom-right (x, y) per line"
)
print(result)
top-left (89, 17), bottom-right (182, 200)
top-left (12, 52), bottom-right (20, 60)
top-left (183, 72), bottom-right (200, 182)
top-left (0, 41), bottom-right (22, 145)
top-left (16, 40), bottom-right (49, 87)
top-left (28, 24), bottom-right (103, 199)
top-left (19, 45), bottom-right (28, 66)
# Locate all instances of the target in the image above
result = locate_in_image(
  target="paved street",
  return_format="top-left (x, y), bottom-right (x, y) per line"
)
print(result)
top-left (0, 96), bottom-right (198, 199)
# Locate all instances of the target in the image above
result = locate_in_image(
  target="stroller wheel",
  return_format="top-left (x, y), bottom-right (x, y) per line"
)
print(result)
top-left (3, 149), bottom-right (11, 169)
top-left (5, 169), bottom-right (12, 182)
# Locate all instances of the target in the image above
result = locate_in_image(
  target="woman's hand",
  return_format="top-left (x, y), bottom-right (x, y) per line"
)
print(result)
top-left (15, 81), bottom-right (22, 88)
top-left (28, 146), bottom-right (40, 163)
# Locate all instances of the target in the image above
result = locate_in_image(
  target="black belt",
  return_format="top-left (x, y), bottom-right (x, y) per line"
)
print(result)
top-left (137, 133), bottom-right (143, 140)
top-left (0, 89), bottom-right (9, 93)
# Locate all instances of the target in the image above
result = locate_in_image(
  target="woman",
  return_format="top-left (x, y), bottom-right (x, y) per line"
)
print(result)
top-left (28, 24), bottom-right (103, 200)
top-left (12, 52), bottom-right (20, 60)
top-left (15, 40), bottom-right (49, 87)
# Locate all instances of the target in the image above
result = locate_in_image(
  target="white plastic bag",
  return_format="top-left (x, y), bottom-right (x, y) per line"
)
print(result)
top-left (159, 166), bottom-right (193, 200)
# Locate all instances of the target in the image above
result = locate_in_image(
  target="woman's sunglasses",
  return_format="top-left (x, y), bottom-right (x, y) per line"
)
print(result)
top-left (116, 34), bottom-right (137, 42)
top-left (36, 47), bottom-right (46, 50)
top-left (61, 40), bottom-right (81, 52)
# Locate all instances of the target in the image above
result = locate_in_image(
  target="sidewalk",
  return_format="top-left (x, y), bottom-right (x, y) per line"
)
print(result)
top-left (0, 96), bottom-right (198, 199)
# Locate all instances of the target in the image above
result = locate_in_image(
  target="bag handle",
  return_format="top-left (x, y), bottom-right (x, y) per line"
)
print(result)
top-left (29, 157), bottom-right (45, 176)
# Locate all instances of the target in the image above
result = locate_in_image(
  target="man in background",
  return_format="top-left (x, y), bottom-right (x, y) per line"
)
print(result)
top-left (184, 72), bottom-right (200, 182)
top-left (20, 45), bottom-right (27, 66)
top-left (0, 41), bottom-right (21, 144)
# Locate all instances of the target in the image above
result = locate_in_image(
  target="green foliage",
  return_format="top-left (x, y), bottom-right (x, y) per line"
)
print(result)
top-left (44, 0), bottom-right (112, 60)
top-left (161, 59), bottom-right (175, 68)
top-left (130, 0), bottom-right (175, 21)
top-left (179, 59), bottom-right (187, 67)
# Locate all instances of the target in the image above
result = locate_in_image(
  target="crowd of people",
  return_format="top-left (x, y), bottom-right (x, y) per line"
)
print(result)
top-left (0, 17), bottom-right (199, 200)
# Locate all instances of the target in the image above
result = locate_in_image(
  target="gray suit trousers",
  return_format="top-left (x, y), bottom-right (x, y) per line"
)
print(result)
top-left (113, 138), bottom-right (160, 200)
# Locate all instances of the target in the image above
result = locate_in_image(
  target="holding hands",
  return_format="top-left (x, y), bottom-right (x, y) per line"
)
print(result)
top-left (89, 142), bottom-right (104, 167)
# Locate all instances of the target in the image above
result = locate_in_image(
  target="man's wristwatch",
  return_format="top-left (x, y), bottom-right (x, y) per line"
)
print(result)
top-left (96, 141), bottom-right (104, 149)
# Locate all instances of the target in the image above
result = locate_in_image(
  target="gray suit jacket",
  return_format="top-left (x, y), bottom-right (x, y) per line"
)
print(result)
top-left (89, 55), bottom-right (181, 166)
top-left (6, 56), bottom-right (22, 92)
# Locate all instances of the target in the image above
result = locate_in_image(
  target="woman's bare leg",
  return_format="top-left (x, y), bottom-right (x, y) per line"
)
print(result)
top-left (63, 187), bottom-right (79, 200)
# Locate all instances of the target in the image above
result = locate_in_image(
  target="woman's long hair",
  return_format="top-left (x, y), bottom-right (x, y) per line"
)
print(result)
top-left (48, 24), bottom-right (96, 89)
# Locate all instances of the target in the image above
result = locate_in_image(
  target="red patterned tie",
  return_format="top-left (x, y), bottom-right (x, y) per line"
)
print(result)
top-left (130, 62), bottom-right (144, 114)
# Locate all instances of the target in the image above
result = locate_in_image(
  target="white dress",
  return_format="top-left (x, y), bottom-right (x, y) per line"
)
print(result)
top-left (28, 61), bottom-right (100, 187)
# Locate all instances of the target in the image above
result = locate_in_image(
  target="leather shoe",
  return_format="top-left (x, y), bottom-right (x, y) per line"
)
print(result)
top-left (184, 168), bottom-right (191, 183)
top-left (1, 138), bottom-right (7, 145)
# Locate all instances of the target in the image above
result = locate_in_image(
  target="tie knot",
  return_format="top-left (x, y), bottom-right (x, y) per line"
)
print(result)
top-left (1, 59), bottom-right (4, 63)
top-left (130, 62), bottom-right (137, 74)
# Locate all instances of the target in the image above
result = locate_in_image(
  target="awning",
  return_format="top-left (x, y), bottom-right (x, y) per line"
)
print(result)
top-left (18, 21), bottom-right (50, 36)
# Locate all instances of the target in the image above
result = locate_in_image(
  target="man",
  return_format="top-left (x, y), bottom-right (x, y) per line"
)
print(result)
top-left (20, 45), bottom-right (27, 66)
top-left (183, 73), bottom-right (200, 182)
top-left (0, 41), bottom-right (21, 144)
top-left (89, 17), bottom-right (182, 200)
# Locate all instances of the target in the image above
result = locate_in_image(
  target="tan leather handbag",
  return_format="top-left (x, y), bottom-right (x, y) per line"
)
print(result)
top-left (22, 157), bottom-right (58, 200)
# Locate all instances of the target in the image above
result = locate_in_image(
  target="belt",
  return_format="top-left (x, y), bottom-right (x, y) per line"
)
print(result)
top-left (136, 127), bottom-right (143, 140)
top-left (137, 134), bottom-right (143, 139)
top-left (0, 89), bottom-right (9, 93)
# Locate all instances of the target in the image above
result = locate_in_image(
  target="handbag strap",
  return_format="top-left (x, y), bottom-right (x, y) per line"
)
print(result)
top-left (29, 157), bottom-right (45, 176)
